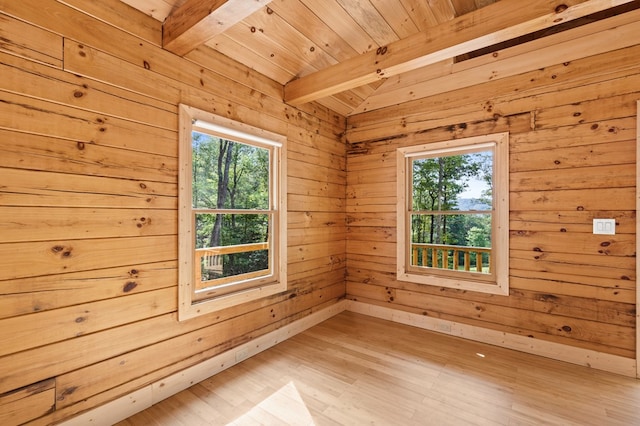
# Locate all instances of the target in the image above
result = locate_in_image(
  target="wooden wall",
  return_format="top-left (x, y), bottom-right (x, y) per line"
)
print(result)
top-left (345, 31), bottom-right (638, 361)
top-left (1, 0), bottom-right (638, 423)
top-left (0, 1), bottom-right (346, 424)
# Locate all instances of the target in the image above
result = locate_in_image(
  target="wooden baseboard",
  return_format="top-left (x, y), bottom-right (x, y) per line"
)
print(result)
top-left (61, 300), bottom-right (349, 426)
top-left (346, 300), bottom-right (637, 378)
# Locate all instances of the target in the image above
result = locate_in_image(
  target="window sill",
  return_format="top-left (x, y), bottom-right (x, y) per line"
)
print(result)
top-left (178, 280), bottom-right (286, 321)
top-left (397, 270), bottom-right (509, 295)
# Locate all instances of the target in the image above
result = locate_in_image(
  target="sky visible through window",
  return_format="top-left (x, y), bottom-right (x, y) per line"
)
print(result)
top-left (459, 176), bottom-right (489, 199)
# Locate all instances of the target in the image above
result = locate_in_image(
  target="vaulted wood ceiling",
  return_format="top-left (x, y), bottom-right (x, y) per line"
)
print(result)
top-left (120, 0), bottom-right (638, 116)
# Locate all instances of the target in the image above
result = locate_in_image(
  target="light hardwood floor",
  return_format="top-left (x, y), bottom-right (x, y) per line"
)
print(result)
top-left (117, 311), bottom-right (640, 425)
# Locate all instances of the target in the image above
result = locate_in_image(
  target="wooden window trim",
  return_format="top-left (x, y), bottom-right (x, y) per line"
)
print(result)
top-left (396, 132), bottom-right (509, 295)
top-left (178, 104), bottom-right (287, 320)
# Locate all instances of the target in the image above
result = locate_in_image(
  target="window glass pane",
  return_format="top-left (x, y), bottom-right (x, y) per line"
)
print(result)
top-left (191, 131), bottom-right (270, 210)
top-left (195, 212), bottom-right (271, 283)
top-left (411, 213), bottom-right (492, 274)
top-left (411, 213), bottom-right (491, 247)
top-left (195, 213), bottom-right (269, 249)
top-left (412, 151), bottom-right (493, 212)
top-left (200, 250), bottom-right (269, 282)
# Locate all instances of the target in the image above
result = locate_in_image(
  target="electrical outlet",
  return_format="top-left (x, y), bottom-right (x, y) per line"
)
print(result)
top-left (593, 218), bottom-right (615, 235)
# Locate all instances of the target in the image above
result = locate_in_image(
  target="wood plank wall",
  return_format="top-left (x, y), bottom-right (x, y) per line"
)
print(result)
top-left (345, 35), bottom-right (638, 362)
top-left (0, 1), bottom-right (346, 424)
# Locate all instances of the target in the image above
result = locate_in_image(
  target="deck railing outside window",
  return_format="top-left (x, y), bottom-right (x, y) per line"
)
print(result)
top-left (195, 242), bottom-right (269, 290)
top-left (411, 243), bottom-right (491, 273)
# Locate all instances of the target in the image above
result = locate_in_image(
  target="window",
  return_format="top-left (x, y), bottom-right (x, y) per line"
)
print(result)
top-left (397, 133), bottom-right (508, 295)
top-left (178, 105), bottom-right (287, 320)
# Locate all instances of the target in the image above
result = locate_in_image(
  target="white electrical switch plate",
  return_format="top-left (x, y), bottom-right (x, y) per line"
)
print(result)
top-left (593, 218), bottom-right (615, 235)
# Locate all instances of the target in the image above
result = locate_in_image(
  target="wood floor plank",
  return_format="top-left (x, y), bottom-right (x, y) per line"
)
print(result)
top-left (117, 311), bottom-right (640, 425)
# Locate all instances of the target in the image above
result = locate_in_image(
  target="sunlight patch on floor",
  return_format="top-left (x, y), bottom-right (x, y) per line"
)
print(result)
top-left (226, 381), bottom-right (314, 426)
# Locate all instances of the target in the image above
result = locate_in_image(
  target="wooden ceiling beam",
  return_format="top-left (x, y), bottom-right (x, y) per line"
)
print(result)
top-left (350, 8), bottom-right (640, 117)
top-left (284, 0), bottom-right (633, 105)
top-left (163, 0), bottom-right (273, 56)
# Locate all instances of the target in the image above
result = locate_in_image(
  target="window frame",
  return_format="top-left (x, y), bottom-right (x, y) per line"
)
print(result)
top-left (396, 132), bottom-right (509, 295)
top-left (178, 104), bottom-right (287, 320)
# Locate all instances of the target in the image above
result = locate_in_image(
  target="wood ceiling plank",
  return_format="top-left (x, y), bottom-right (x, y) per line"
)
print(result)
top-left (217, 20), bottom-right (318, 79)
top-left (449, 0), bottom-right (482, 15)
top-left (119, 0), bottom-right (174, 22)
top-left (284, 0), bottom-right (632, 105)
top-left (335, 0), bottom-right (398, 45)
top-left (268, 0), bottom-right (359, 62)
top-left (332, 82), bottom-right (385, 117)
top-left (428, 0), bottom-right (457, 22)
top-left (299, 0), bottom-right (377, 54)
top-left (205, 34), bottom-right (294, 85)
top-left (328, 90), bottom-right (366, 114)
top-left (398, 0), bottom-right (440, 31)
top-left (163, 0), bottom-right (274, 56)
top-left (350, 80), bottom-right (384, 101)
top-left (265, 0), bottom-right (384, 113)
top-left (370, 0), bottom-right (420, 39)
top-left (242, 6), bottom-right (338, 77)
top-left (315, 97), bottom-right (353, 117)
top-left (476, 0), bottom-right (498, 7)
